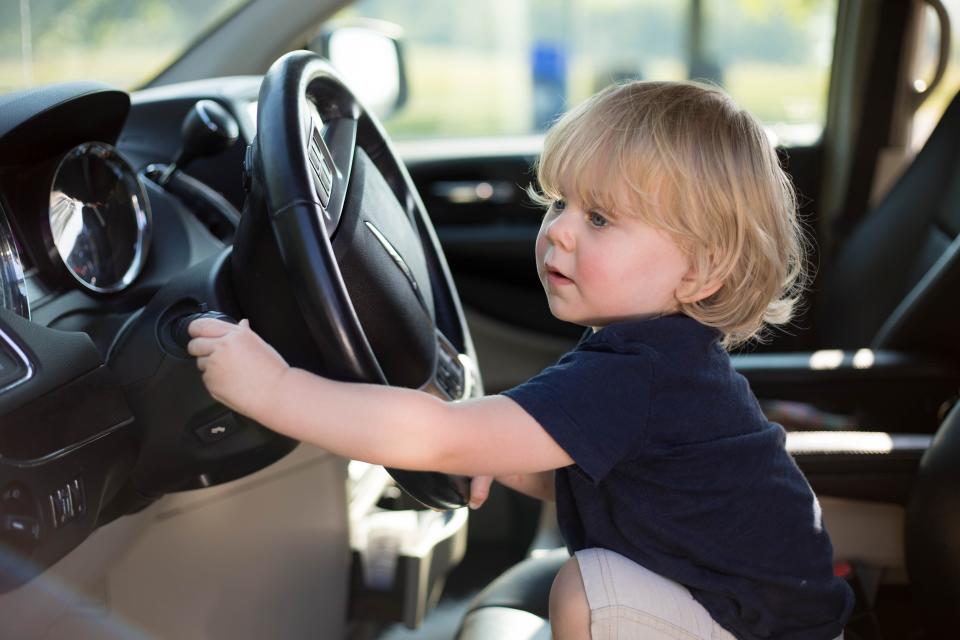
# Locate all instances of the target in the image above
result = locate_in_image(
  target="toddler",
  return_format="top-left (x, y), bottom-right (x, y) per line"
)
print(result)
top-left (189, 81), bottom-right (853, 639)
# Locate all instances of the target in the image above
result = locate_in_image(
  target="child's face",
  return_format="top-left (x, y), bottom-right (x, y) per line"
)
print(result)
top-left (535, 196), bottom-right (691, 328)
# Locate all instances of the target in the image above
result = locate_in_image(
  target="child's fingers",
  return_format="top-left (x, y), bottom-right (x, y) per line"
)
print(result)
top-left (187, 337), bottom-right (218, 357)
top-left (468, 475), bottom-right (494, 509)
top-left (196, 355), bottom-right (209, 372)
top-left (188, 317), bottom-right (239, 338)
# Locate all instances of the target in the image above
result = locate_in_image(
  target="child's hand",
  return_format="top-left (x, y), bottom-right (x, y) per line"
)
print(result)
top-left (468, 475), bottom-right (494, 509)
top-left (187, 318), bottom-right (290, 421)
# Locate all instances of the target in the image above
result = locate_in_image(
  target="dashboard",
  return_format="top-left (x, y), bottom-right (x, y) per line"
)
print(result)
top-left (0, 79), bottom-right (267, 592)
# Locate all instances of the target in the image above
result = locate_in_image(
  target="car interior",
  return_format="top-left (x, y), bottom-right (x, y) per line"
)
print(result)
top-left (0, 0), bottom-right (959, 639)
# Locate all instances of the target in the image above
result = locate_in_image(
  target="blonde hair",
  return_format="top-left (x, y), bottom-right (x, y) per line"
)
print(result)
top-left (530, 81), bottom-right (809, 348)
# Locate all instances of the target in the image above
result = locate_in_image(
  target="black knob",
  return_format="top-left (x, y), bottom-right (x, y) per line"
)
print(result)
top-left (171, 310), bottom-right (238, 351)
top-left (159, 100), bottom-right (240, 186)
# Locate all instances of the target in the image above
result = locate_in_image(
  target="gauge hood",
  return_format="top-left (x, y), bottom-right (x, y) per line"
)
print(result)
top-left (0, 83), bottom-right (129, 163)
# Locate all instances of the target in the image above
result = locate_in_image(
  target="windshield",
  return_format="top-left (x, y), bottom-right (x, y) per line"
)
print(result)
top-left (0, 0), bottom-right (252, 93)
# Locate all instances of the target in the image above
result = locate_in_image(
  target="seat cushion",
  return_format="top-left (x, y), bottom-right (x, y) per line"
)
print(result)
top-left (457, 607), bottom-right (552, 640)
top-left (455, 549), bottom-right (567, 639)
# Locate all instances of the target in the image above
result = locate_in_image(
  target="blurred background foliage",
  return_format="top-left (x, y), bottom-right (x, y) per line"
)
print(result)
top-left (336, 0), bottom-right (838, 143)
top-left (0, 0), bottom-right (248, 90)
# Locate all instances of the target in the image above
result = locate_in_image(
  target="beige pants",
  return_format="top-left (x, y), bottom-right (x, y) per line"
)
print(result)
top-left (575, 549), bottom-right (845, 640)
top-left (575, 548), bottom-right (738, 640)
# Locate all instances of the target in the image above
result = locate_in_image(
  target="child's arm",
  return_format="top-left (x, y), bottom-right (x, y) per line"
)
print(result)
top-left (188, 318), bottom-right (574, 478)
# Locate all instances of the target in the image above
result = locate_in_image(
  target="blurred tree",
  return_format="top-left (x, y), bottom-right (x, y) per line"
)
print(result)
top-left (0, 0), bottom-right (250, 91)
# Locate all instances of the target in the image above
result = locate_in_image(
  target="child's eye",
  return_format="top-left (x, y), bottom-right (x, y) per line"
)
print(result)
top-left (552, 199), bottom-right (566, 212)
top-left (588, 211), bottom-right (609, 228)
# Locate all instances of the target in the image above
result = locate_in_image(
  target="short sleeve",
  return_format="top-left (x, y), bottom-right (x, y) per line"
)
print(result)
top-left (501, 347), bottom-right (654, 483)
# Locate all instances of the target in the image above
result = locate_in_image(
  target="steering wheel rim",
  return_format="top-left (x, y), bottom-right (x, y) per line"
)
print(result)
top-left (248, 50), bottom-right (481, 510)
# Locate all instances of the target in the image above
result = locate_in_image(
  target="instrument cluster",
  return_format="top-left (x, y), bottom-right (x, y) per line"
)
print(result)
top-left (0, 141), bottom-right (152, 315)
top-left (48, 142), bottom-right (151, 294)
top-left (0, 202), bottom-right (28, 318)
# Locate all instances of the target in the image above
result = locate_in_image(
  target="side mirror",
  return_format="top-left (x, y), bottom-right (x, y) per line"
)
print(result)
top-left (311, 21), bottom-right (408, 120)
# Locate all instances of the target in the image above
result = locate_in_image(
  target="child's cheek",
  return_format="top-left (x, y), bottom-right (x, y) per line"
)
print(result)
top-left (574, 253), bottom-right (605, 289)
top-left (534, 232), bottom-right (547, 269)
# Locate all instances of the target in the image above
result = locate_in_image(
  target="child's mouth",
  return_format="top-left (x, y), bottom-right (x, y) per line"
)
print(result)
top-left (545, 266), bottom-right (574, 285)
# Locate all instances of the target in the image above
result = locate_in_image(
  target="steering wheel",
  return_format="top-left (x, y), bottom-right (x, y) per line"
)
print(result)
top-left (232, 50), bottom-right (481, 510)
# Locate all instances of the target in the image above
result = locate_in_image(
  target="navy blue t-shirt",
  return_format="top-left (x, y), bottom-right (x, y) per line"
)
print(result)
top-left (502, 315), bottom-right (853, 640)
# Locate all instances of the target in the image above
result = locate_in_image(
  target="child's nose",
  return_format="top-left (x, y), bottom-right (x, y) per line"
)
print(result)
top-left (545, 210), bottom-right (575, 250)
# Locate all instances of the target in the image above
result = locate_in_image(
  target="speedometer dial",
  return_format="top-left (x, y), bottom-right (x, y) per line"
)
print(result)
top-left (49, 142), bottom-right (151, 293)
top-left (0, 202), bottom-right (29, 319)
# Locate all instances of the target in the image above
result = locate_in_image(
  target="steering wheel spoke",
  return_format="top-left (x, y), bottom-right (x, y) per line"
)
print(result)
top-left (309, 115), bottom-right (356, 236)
top-left (421, 331), bottom-right (480, 402)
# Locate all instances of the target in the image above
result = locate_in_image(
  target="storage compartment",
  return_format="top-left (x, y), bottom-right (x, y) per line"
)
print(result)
top-left (347, 464), bottom-right (469, 629)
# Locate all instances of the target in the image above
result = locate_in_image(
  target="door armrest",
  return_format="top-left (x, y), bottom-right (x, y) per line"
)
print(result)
top-left (788, 430), bottom-right (931, 503)
top-left (732, 349), bottom-right (959, 429)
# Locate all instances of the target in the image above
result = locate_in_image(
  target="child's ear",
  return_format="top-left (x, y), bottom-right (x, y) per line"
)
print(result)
top-left (675, 265), bottom-right (723, 304)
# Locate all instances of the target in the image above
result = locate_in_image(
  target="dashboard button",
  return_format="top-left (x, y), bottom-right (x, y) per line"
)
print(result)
top-left (193, 413), bottom-right (239, 444)
top-left (47, 478), bottom-right (84, 528)
top-left (2, 514), bottom-right (40, 550)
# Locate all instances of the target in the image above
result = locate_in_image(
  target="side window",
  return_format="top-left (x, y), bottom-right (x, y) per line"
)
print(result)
top-left (911, 0), bottom-right (960, 150)
top-left (331, 0), bottom-right (838, 146)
